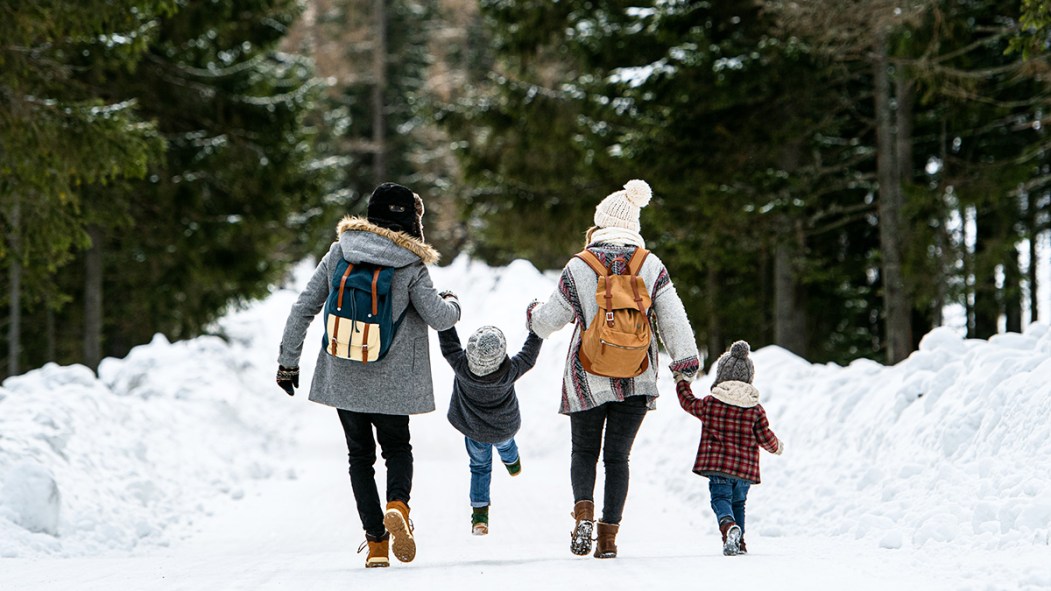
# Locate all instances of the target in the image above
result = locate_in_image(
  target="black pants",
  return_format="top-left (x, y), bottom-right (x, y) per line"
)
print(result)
top-left (569, 395), bottom-right (648, 525)
top-left (337, 409), bottom-right (413, 539)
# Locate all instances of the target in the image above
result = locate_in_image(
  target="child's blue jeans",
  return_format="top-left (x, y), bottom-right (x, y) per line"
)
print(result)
top-left (465, 437), bottom-right (519, 507)
top-left (707, 474), bottom-right (751, 531)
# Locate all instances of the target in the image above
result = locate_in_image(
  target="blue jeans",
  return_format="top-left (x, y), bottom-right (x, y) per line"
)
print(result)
top-left (465, 437), bottom-right (519, 507)
top-left (707, 475), bottom-right (750, 531)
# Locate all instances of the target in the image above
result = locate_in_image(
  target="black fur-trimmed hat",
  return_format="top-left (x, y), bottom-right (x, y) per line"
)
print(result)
top-left (367, 182), bottom-right (425, 240)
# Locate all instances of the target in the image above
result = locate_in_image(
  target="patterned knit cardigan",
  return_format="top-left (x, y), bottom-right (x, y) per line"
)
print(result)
top-left (529, 244), bottom-right (700, 414)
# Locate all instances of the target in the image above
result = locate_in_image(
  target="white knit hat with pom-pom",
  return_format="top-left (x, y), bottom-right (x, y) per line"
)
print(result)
top-left (594, 179), bottom-right (652, 233)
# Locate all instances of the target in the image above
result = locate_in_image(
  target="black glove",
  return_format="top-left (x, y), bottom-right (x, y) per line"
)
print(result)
top-left (276, 365), bottom-right (299, 396)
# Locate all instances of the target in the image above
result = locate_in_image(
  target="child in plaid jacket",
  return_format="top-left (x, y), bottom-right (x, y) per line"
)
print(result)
top-left (676, 340), bottom-right (783, 556)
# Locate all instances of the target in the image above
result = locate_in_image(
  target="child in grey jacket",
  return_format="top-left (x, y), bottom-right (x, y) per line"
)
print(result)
top-left (438, 324), bottom-right (542, 535)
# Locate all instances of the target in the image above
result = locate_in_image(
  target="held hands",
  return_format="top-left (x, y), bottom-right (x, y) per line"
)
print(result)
top-left (276, 365), bottom-right (300, 396)
top-left (438, 290), bottom-right (461, 319)
top-left (525, 300), bottom-right (542, 332)
top-left (438, 290), bottom-right (460, 306)
top-left (673, 371), bottom-right (697, 384)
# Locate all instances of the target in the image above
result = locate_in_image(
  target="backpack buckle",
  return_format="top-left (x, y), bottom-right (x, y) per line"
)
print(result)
top-left (605, 311), bottom-right (614, 324)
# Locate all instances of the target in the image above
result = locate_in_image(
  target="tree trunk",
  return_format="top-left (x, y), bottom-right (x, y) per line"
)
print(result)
top-left (46, 301), bottom-right (56, 363)
top-left (706, 264), bottom-right (722, 371)
top-left (963, 202), bottom-right (976, 336)
top-left (972, 204), bottom-right (999, 339)
top-left (371, 0), bottom-right (387, 184)
top-left (83, 224), bottom-right (104, 371)
top-left (774, 220), bottom-right (807, 357)
top-left (1027, 193), bottom-right (1039, 325)
top-left (1004, 242), bottom-right (1023, 333)
top-left (874, 35), bottom-right (912, 363)
top-left (7, 195), bottom-right (21, 377)
top-left (932, 119), bottom-right (949, 327)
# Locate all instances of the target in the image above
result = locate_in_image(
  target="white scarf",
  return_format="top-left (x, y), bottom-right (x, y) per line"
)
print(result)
top-left (710, 381), bottom-right (761, 408)
top-left (589, 227), bottom-right (646, 248)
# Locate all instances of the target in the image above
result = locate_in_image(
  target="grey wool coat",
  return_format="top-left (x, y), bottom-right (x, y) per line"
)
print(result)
top-left (438, 326), bottom-right (543, 444)
top-left (278, 217), bottom-right (461, 415)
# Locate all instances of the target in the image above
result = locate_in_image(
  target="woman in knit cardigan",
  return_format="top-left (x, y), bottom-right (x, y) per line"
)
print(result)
top-left (528, 179), bottom-right (700, 559)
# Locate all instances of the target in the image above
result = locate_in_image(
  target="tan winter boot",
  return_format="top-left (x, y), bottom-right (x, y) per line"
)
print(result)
top-left (383, 500), bottom-right (416, 563)
top-left (594, 522), bottom-right (619, 559)
top-left (570, 500), bottom-right (595, 556)
top-left (719, 518), bottom-right (742, 556)
top-left (357, 532), bottom-right (390, 568)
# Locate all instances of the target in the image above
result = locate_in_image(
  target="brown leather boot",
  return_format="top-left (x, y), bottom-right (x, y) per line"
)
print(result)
top-left (594, 521), bottom-right (619, 558)
top-left (357, 532), bottom-right (389, 568)
top-left (569, 500), bottom-right (595, 556)
top-left (383, 500), bottom-right (416, 563)
top-left (719, 519), bottom-right (742, 556)
top-left (739, 534), bottom-right (747, 554)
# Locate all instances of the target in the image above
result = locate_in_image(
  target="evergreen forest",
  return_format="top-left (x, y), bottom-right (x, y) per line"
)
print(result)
top-left (3, 0), bottom-right (1051, 378)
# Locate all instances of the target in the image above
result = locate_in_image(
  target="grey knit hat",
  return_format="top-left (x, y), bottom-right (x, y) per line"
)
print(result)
top-left (712, 340), bottom-right (754, 386)
top-left (466, 326), bottom-right (507, 376)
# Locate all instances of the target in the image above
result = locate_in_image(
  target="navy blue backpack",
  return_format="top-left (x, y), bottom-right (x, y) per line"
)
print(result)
top-left (322, 259), bottom-right (404, 363)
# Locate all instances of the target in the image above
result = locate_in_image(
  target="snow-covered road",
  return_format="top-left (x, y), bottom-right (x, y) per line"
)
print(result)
top-left (4, 396), bottom-right (1048, 590)
top-left (3, 257), bottom-right (1051, 590)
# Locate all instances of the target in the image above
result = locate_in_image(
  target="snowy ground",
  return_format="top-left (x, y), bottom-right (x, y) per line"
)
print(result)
top-left (2, 256), bottom-right (1050, 590)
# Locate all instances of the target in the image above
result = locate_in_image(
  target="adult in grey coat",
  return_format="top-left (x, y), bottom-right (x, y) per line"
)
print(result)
top-left (276, 183), bottom-right (460, 568)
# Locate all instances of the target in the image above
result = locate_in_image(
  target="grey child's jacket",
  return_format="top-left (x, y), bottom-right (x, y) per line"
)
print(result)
top-left (278, 217), bottom-right (460, 415)
top-left (439, 326), bottom-right (543, 443)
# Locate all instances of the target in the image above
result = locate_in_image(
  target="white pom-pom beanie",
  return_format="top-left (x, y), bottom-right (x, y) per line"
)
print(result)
top-left (593, 179), bottom-right (652, 233)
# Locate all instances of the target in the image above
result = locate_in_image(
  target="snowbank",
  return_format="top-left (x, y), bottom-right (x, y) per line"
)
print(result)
top-left (3, 253), bottom-right (1049, 562)
top-left (430, 257), bottom-right (1051, 553)
top-left (652, 322), bottom-right (1051, 553)
top-left (0, 262), bottom-right (317, 558)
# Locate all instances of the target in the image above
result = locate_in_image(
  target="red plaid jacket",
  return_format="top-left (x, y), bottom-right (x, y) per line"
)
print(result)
top-left (677, 380), bottom-right (780, 484)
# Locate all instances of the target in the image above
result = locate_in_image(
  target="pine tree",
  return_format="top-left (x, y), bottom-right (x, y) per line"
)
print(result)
top-left (1, 0), bottom-right (170, 374)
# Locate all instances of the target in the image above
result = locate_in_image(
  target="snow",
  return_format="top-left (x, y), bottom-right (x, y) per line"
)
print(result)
top-left (2, 256), bottom-right (1051, 589)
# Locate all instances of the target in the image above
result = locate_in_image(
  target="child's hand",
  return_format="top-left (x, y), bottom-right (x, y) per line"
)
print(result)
top-left (675, 379), bottom-right (693, 396)
top-left (673, 371), bottom-right (695, 384)
top-left (775, 440), bottom-right (785, 456)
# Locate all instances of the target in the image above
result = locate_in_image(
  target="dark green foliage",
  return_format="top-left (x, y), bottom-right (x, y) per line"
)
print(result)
top-left (445, 0), bottom-right (1051, 365)
top-left (85, 0), bottom-right (329, 353)
top-left (3, 0), bottom-right (333, 372)
top-left (445, 0), bottom-right (884, 364)
top-left (1009, 0), bottom-right (1051, 58)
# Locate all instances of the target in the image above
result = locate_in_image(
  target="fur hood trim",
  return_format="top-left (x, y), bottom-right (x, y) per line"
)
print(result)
top-left (710, 380), bottom-right (760, 408)
top-left (336, 216), bottom-right (440, 265)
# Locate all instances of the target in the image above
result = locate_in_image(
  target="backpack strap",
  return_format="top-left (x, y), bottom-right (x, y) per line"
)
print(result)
top-left (361, 267), bottom-right (382, 365)
top-left (336, 263), bottom-right (355, 311)
top-left (627, 248), bottom-right (650, 276)
top-left (627, 248), bottom-right (649, 313)
top-left (576, 249), bottom-right (617, 325)
top-left (574, 249), bottom-right (609, 276)
top-left (332, 263), bottom-right (355, 356)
